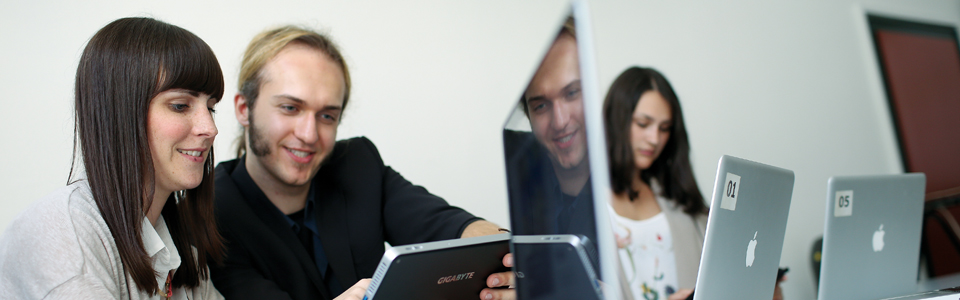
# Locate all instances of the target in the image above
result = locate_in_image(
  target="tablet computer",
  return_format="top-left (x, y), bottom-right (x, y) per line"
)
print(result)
top-left (363, 233), bottom-right (511, 300)
top-left (512, 234), bottom-right (603, 300)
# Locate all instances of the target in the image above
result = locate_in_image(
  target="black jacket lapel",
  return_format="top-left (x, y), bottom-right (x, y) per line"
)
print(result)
top-left (314, 178), bottom-right (359, 291)
top-left (225, 159), bottom-right (332, 299)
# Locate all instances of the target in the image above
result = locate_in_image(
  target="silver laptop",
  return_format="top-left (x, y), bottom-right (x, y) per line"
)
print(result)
top-left (512, 235), bottom-right (603, 300)
top-left (817, 173), bottom-right (926, 300)
top-left (693, 155), bottom-right (795, 300)
top-left (501, 0), bottom-right (621, 298)
top-left (879, 287), bottom-right (960, 300)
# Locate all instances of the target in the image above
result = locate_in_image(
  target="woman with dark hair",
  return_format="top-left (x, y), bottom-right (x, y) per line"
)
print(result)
top-left (604, 67), bottom-right (786, 300)
top-left (603, 67), bottom-right (706, 300)
top-left (0, 17), bottom-right (225, 299)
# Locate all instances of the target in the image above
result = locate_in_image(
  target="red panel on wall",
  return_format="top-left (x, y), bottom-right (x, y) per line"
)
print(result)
top-left (874, 30), bottom-right (960, 197)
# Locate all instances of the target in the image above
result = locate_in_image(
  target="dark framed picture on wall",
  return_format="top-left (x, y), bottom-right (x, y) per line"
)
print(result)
top-left (868, 14), bottom-right (960, 278)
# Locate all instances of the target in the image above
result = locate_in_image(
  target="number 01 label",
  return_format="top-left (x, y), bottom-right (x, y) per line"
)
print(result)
top-left (834, 190), bottom-right (853, 217)
top-left (720, 172), bottom-right (741, 211)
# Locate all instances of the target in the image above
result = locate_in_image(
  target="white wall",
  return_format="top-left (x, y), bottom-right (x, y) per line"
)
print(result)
top-left (1, 1), bottom-right (958, 299)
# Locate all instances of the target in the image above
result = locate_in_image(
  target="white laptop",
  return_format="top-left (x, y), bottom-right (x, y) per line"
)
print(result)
top-left (693, 155), bottom-right (795, 300)
top-left (817, 173), bottom-right (926, 300)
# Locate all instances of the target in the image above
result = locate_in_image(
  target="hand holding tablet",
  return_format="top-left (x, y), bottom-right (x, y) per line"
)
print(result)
top-left (362, 233), bottom-right (511, 300)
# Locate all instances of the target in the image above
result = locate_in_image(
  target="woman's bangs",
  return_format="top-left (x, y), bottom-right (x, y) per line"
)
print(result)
top-left (157, 32), bottom-right (224, 101)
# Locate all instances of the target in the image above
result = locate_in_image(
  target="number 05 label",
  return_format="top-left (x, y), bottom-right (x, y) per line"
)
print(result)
top-left (720, 172), bottom-right (741, 211)
top-left (834, 190), bottom-right (853, 217)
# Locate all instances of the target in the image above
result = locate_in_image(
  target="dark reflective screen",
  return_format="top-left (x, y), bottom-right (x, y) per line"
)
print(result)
top-left (503, 14), bottom-right (602, 300)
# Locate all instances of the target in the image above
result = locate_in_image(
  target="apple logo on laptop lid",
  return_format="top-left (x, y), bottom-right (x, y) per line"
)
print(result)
top-left (746, 231), bottom-right (758, 267)
top-left (873, 224), bottom-right (885, 252)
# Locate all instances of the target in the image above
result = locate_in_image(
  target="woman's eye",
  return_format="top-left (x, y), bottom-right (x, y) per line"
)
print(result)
top-left (636, 122), bottom-right (649, 128)
top-left (208, 107), bottom-right (217, 114)
top-left (171, 104), bottom-right (188, 112)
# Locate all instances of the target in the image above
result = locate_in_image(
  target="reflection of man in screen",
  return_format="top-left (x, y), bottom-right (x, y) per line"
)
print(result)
top-left (503, 18), bottom-right (599, 300)
top-left (507, 18), bottom-right (596, 245)
top-left (523, 23), bottom-right (589, 198)
top-left (504, 18), bottom-right (601, 299)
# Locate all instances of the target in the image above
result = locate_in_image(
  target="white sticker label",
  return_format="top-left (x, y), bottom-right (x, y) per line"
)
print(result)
top-left (720, 172), bottom-right (741, 211)
top-left (834, 190), bottom-right (853, 217)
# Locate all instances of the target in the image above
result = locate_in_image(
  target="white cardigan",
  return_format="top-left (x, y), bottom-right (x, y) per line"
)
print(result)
top-left (0, 180), bottom-right (222, 300)
top-left (655, 187), bottom-right (708, 290)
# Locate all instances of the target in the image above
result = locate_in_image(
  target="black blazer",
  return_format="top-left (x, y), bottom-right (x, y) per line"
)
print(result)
top-left (210, 137), bottom-right (480, 300)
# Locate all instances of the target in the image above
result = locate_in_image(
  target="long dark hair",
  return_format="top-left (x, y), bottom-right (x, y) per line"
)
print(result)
top-left (603, 67), bottom-right (706, 215)
top-left (70, 17), bottom-right (225, 293)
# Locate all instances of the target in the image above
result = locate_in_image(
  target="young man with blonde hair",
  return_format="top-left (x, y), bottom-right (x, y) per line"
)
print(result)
top-left (209, 26), bottom-right (513, 300)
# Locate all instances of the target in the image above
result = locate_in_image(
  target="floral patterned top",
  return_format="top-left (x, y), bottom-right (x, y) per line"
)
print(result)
top-left (610, 205), bottom-right (678, 300)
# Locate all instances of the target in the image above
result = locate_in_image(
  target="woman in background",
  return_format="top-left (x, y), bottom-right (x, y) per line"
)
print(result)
top-left (603, 67), bottom-right (784, 300)
top-left (603, 66), bottom-right (707, 300)
top-left (0, 17), bottom-right (225, 299)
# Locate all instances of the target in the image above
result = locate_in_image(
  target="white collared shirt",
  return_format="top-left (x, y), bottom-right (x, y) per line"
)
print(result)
top-left (142, 216), bottom-right (188, 300)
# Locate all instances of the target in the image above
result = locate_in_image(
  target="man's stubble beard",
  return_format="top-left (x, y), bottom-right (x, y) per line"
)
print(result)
top-left (247, 108), bottom-right (334, 173)
top-left (247, 109), bottom-right (271, 157)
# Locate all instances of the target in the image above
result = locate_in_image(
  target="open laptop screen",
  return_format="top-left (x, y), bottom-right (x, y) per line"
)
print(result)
top-left (503, 13), bottom-right (597, 256)
top-left (503, 2), bottom-right (619, 298)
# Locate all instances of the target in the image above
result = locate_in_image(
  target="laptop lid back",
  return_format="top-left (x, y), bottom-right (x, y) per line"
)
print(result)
top-left (693, 155), bottom-right (795, 300)
top-left (817, 173), bottom-right (926, 300)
